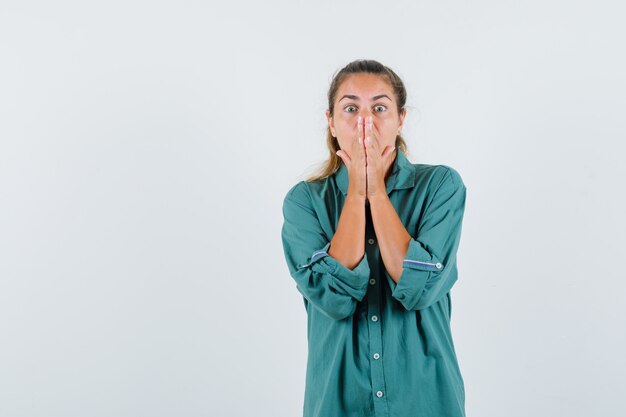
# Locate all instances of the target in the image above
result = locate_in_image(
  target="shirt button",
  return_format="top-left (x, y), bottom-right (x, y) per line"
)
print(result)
top-left (371, 315), bottom-right (378, 322)
top-left (373, 353), bottom-right (380, 359)
top-left (376, 390), bottom-right (384, 398)
top-left (368, 238), bottom-right (375, 245)
top-left (436, 262), bottom-right (443, 269)
top-left (369, 278), bottom-right (376, 285)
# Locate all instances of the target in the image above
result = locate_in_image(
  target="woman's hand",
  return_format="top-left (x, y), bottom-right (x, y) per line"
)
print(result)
top-left (336, 116), bottom-right (367, 201)
top-left (364, 115), bottom-right (396, 199)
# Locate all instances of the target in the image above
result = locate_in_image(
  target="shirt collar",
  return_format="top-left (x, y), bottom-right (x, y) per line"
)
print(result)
top-left (335, 150), bottom-right (416, 196)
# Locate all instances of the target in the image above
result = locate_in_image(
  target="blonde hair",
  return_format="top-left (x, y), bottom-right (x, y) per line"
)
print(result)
top-left (306, 59), bottom-right (411, 183)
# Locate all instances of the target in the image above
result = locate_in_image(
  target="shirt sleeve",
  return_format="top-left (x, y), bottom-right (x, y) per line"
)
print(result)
top-left (386, 166), bottom-right (467, 311)
top-left (281, 182), bottom-right (371, 321)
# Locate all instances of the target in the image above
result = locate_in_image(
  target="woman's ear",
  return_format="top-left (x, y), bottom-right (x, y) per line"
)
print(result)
top-left (398, 108), bottom-right (406, 131)
top-left (325, 109), bottom-right (336, 137)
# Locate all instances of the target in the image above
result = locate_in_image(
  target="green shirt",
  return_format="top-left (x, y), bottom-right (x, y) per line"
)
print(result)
top-left (281, 150), bottom-right (467, 417)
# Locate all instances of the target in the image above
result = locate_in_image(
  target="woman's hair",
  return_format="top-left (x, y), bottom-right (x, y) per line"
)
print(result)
top-left (305, 59), bottom-right (410, 183)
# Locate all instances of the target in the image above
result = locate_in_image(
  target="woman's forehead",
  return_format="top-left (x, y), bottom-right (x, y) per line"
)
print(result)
top-left (337, 76), bottom-right (394, 100)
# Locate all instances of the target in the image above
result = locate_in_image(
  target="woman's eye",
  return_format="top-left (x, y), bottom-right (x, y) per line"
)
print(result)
top-left (344, 104), bottom-right (386, 113)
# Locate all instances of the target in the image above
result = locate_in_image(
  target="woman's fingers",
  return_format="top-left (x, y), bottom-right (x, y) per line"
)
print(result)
top-left (340, 115), bottom-right (367, 199)
top-left (364, 116), bottom-right (381, 156)
top-left (335, 149), bottom-right (351, 166)
top-left (382, 145), bottom-right (396, 158)
top-left (352, 116), bottom-right (366, 159)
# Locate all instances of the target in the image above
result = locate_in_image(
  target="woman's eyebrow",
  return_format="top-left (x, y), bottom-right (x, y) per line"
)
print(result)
top-left (339, 94), bottom-right (392, 102)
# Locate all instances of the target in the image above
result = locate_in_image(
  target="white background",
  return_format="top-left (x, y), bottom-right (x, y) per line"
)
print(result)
top-left (1, 1), bottom-right (625, 416)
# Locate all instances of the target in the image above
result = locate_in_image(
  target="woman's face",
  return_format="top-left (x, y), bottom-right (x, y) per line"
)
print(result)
top-left (326, 73), bottom-right (405, 159)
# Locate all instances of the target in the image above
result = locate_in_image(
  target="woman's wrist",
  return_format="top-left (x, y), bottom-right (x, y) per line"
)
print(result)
top-left (345, 193), bottom-right (366, 206)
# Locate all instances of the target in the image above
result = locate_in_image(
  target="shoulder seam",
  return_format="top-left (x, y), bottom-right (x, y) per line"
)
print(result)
top-left (283, 180), bottom-right (319, 219)
top-left (421, 166), bottom-right (459, 215)
top-left (437, 165), bottom-right (465, 189)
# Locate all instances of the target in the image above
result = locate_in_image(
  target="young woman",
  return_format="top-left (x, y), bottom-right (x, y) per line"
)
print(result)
top-left (281, 59), bottom-right (467, 417)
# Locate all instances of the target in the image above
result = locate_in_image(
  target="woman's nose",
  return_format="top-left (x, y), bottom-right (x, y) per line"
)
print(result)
top-left (359, 110), bottom-right (373, 119)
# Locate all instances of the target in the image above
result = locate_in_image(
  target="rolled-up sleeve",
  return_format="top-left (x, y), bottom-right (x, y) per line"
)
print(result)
top-left (281, 182), bottom-right (370, 320)
top-left (387, 166), bottom-right (467, 311)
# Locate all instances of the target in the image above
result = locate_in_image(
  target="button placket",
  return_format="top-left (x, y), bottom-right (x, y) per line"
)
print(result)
top-left (364, 204), bottom-right (390, 415)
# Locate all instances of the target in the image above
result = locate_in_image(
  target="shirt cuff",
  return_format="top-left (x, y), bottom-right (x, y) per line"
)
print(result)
top-left (388, 238), bottom-right (445, 307)
top-left (300, 242), bottom-right (371, 302)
